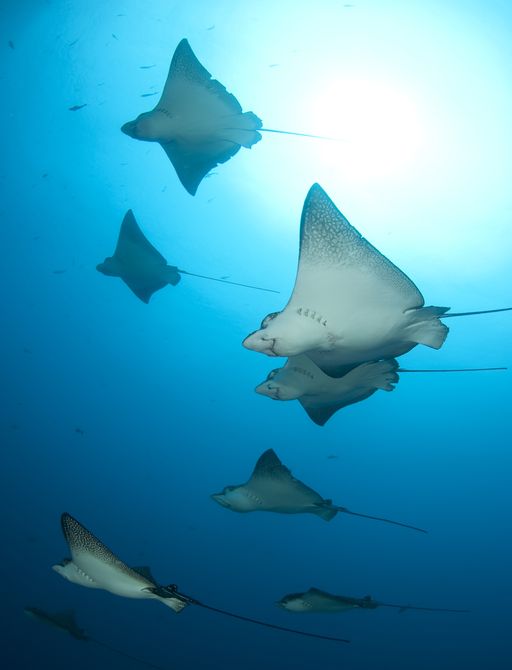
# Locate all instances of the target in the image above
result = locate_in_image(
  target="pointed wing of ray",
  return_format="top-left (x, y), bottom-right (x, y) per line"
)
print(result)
top-left (248, 449), bottom-right (297, 499)
top-left (291, 358), bottom-right (394, 426)
top-left (300, 389), bottom-right (376, 426)
top-left (247, 450), bottom-right (325, 510)
top-left (289, 184), bottom-right (425, 320)
top-left (128, 281), bottom-right (167, 304)
top-left (114, 210), bottom-right (167, 266)
top-left (113, 210), bottom-right (176, 303)
top-left (161, 140), bottom-right (242, 196)
top-left (156, 39), bottom-right (262, 195)
top-left (249, 448), bottom-right (293, 481)
top-left (298, 359), bottom-right (399, 425)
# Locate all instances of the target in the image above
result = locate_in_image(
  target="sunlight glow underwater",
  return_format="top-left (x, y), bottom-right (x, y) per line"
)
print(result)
top-left (8, 2), bottom-right (512, 669)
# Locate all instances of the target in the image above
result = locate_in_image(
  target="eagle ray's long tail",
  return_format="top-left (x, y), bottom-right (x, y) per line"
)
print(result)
top-left (337, 507), bottom-right (428, 534)
top-left (178, 269), bottom-right (279, 294)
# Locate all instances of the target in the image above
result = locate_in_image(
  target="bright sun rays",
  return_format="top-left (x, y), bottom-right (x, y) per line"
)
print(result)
top-left (306, 78), bottom-right (426, 178)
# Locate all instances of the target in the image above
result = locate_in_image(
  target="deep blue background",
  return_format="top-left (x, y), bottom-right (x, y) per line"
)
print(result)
top-left (1, 1), bottom-right (511, 668)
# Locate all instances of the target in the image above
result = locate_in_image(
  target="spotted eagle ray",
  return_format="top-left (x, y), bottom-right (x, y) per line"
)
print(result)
top-left (24, 606), bottom-right (88, 640)
top-left (211, 449), bottom-right (426, 532)
top-left (122, 39), bottom-right (337, 195)
top-left (97, 209), bottom-right (277, 303)
top-left (277, 588), bottom-right (469, 614)
top-left (56, 513), bottom-right (350, 644)
top-left (256, 355), bottom-right (506, 426)
top-left (243, 184), bottom-right (512, 373)
top-left (25, 605), bottom-right (168, 669)
top-left (257, 356), bottom-right (398, 425)
top-left (55, 513), bottom-right (189, 613)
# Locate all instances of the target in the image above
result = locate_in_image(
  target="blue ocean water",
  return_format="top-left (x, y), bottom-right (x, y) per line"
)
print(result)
top-left (1, 0), bottom-right (511, 668)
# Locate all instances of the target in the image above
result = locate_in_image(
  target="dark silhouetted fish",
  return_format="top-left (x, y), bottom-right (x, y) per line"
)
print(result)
top-left (97, 209), bottom-right (278, 303)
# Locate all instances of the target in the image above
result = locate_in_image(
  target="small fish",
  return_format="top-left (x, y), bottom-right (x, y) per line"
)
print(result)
top-left (68, 38), bottom-right (79, 47)
top-left (139, 64), bottom-right (155, 69)
top-left (68, 104), bottom-right (87, 112)
top-left (207, 25), bottom-right (215, 31)
top-left (52, 269), bottom-right (67, 275)
top-left (74, 427), bottom-right (85, 435)
top-left (141, 92), bottom-right (158, 98)
top-left (112, 33), bottom-right (118, 40)
top-left (8, 40), bottom-right (15, 49)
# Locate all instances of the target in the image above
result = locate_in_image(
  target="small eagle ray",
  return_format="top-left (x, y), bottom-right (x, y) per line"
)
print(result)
top-left (24, 605), bottom-right (167, 669)
top-left (256, 355), bottom-right (506, 425)
top-left (277, 588), bottom-right (469, 614)
top-left (55, 513), bottom-right (189, 612)
top-left (97, 209), bottom-right (277, 303)
top-left (212, 449), bottom-right (427, 532)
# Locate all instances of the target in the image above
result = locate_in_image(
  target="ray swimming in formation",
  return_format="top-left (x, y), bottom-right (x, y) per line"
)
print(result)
top-left (55, 513), bottom-right (189, 612)
top-left (97, 209), bottom-right (277, 303)
top-left (277, 588), bottom-right (470, 614)
top-left (56, 513), bottom-right (350, 644)
top-left (256, 356), bottom-right (398, 425)
top-left (243, 184), bottom-right (512, 373)
top-left (25, 605), bottom-right (168, 670)
top-left (212, 449), bottom-right (426, 532)
top-left (256, 355), bottom-right (506, 426)
top-left (24, 606), bottom-right (87, 640)
top-left (122, 39), bottom-right (338, 195)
